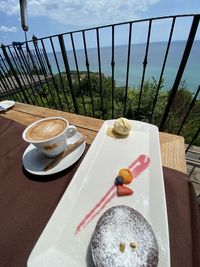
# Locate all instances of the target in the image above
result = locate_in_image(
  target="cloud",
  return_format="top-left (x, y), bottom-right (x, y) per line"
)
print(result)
top-left (0, 26), bottom-right (17, 32)
top-left (0, 0), bottom-right (159, 26)
top-left (0, 0), bottom-right (19, 15)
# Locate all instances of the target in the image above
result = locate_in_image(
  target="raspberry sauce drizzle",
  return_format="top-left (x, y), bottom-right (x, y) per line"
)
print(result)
top-left (128, 154), bottom-right (150, 175)
top-left (83, 191), bottom-right (117, 231)
top-left (75, 154), bottom-right (150, 234)
top-left (74, 184), bottom-right (115, 235)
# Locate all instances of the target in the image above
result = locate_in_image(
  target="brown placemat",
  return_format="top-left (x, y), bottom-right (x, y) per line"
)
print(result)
top-left (0, 117), bottom-right (89, 267)
top-left (163, 167), bottom-right (200, 267)
top-left (0, 116), bottom-right (199, 267)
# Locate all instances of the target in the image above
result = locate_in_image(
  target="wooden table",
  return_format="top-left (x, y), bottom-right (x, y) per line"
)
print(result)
top-left (0, 102), bottom-right (187, 173)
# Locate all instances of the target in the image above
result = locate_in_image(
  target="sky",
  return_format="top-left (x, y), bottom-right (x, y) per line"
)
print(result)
top-left (0, 0), bottom-right (200, 47)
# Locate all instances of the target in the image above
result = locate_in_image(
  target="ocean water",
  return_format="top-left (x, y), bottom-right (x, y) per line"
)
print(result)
top-left (47, 41), bottom-right (200, 93)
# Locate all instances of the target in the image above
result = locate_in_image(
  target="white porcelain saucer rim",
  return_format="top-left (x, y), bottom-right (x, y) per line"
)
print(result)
top-left (22, 132), bottom-right (86, 176)
top-left (0, 100), bottom-right (15, 110)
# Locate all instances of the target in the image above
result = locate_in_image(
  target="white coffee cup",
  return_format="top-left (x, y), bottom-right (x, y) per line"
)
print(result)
top-left (22, 117), bottom-right (77, 158)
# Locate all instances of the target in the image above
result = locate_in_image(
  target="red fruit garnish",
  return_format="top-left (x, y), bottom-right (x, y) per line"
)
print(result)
top-left (117, 185), bottom-right (133, 197)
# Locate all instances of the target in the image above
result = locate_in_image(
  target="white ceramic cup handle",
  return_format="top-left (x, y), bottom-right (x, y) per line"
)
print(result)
top-left (66, 125), bottom-right (77, 138)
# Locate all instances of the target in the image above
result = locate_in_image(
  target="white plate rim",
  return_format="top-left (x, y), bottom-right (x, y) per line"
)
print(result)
top-left (27, 119), bottom-right (170, 267)
top-left (0, 100), bottom-right (15, 109)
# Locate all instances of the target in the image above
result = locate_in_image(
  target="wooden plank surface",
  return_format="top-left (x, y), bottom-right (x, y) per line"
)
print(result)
top-left (0, 102), bottom-right (187, 173)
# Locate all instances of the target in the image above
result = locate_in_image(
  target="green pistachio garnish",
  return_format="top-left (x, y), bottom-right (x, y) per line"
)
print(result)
top-left (119, 242), bottom-right (126, 253)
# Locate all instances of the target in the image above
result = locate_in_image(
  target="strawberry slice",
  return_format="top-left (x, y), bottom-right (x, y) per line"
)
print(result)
top-left (117, 185), bottom-right (133, 197)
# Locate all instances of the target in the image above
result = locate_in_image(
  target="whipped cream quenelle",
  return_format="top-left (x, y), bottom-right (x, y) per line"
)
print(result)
top-left (113, 117), bottom-right (132, 136)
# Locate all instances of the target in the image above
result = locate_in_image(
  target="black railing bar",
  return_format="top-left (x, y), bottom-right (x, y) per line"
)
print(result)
top-left (0, 77), bottom-right (9, 99)
top-left (0, 94), bottom-right (11, 100)
top-left (0, 55), bottom-right (16, 91)
top-left (27, 46), bottom-right (51, 108)
top-left (13, 45), bottom-right (45, 106)
top-left (1, 45), bottom-right (30, 103)
top-left (178, 85), bottom-right (200, 134)
top-left (137, 19), bottom-right (152, 117)
top-left (32, 50), bottom-right (40, 70)
top-left (20, 47), bottom-right (50, 108)
top-left (159, 15), bottom-right (200, 130)
top-left (13, 46), bottom-right (38, 88)
top-left (186, 126), bottom-right (200, 153)
top-left (5, 14), bottom-right (197, 45)
top-left (32, 48), bottom-right (49, 79)
top-left (0, 59), bottom-right (23, 103)
top-left (33, 42), bottom-right (58, 109)
top-left (31, 50), bottom-right (40, 70)
top-left (70, 32), bottom-right (86, 116)
top-left (123, 22), bottom-right (133, 116)
top-left (0, 73), bottom-right (7, 95)
top-left (6, 87), bottom-right (21, 101)
top-left (13, 48), bottom-right (34, 78)
top-left (0, 55), bottom-right (9, 71)
top-left (35, 48), bottom-right (47, 75)
top-left (40, 39), bottom-right (64, 110)
top-left (0, 92), bottom-right (7, 100)
top-left (0, 91), bottom-right (6, 101)
top-left (49, 37), bottom-right (68, 111)
top-left (187, 165), bottom-right (196, 177)
top-left (96, 28), bottom-right (104, 119)
top-left (0, 89), bottom-right (12, 101)
top-left (111, 25), bottom-right (115, 119)
top-left (0, 68), bottom-right (20, 102)
top-left (40, 41), bottom-right (52, 73)
top-left (0, 55), bottom-right (22, 102)
top-left (32, 47), bottom-right (54, 107)
top-left (38, 48), bottom-right (49, 75)
top-left (41, 49), bottom-right (48, 75)
top-left (150, 17), bottom-right (176, 123)
top-left (21, 44), bottom-right (47, 107)
top-left (7, 47), bottom-right (37, 105)
top-left (0, 62), bottom-right (19, 100)
top-left (8, 49), bottom-right (27, 81)
top-left (15, 49), bottom-right (42, 106)
top-left (11, 50), bottom-right (27, 74)
top-left (40, 49), bottom-right (49, 75)
top-left (190, 180), bottom-right (200, 185)
top-left (1, 77), bottom-right (24, 102)
top-left (0, 53), bottom-right (4, 61)
top-left (0, 86), bottom-right (28, 101)
top-left (58, 35), bottom-right (78, 113)
top-left (34, 48), bottom-right (48, 75)
top-left (82, 30), bottom-right (95, 117)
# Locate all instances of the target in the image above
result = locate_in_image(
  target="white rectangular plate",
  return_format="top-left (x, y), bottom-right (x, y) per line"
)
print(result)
top-left (28, 120), bottom-right (170, 267)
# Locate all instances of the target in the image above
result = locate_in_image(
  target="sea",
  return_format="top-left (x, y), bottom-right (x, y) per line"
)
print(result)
top-left (47, 40), bottom-right (199, 93)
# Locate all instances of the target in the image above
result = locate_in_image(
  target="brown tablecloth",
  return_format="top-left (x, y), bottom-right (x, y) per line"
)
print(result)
top-left (0, 116), bottom-right (199, 267)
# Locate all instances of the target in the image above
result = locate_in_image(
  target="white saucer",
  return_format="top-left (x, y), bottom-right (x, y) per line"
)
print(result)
top-left (0, 100), bottom-right (15, 111)
top-left (22, 132), bottom-right (86, 176)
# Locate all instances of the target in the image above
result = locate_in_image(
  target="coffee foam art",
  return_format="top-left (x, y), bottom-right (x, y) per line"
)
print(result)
top-left (26, 119), bottom-right (67, 141)
top-left (91, 205), bottom-right (159, 267)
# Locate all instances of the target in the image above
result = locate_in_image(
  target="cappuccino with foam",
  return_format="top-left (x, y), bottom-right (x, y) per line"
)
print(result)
top-left (22, 117), bottom-right (77, 158)
top-left (26, 118), bottom-right (67, 141)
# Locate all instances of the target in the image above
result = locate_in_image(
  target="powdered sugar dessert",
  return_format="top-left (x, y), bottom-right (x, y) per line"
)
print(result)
top-left (91, 205), bottom-right (158, 267)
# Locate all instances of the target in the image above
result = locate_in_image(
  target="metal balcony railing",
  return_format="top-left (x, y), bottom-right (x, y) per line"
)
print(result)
top-left (0, 14), bottom-right (199, 153)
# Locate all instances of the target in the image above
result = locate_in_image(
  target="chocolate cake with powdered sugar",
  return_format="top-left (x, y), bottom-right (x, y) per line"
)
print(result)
top-left (91, 205), bottom-right (159, 267)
